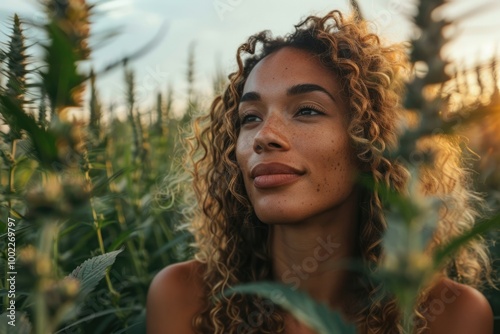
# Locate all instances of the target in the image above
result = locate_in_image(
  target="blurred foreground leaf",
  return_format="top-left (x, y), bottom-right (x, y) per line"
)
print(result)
top-left (0, 95), bottom-right (59, 167)
top-left (434, 213), bottom-right (500, 266)
top-left (54, 306), bottom-right (142, 334)
top-left (225, 282), bottom-right (357, 334)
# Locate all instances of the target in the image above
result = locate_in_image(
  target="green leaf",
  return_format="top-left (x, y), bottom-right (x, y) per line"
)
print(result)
top-left (0, 95), bottom-right (59, 167)
top-left (151, 231), bottom-right (191, 259)
top-left (54, 306), bottom-right (142, 334)
top-left (433, 213), bottom-right (500, 266)
top-left (41, 21), bottom-right (86, 110)
top-left (0, 222), bottom-right (31, 239)
top-left (67, 248), bottom-right (124, 298)
top-left (0, 311), bottom-right (32, 334)
top-left (108, 229), bottom-right (134, 251)
top-left (357, 172), bottom-right (423, 224)
top-left (225, 282), bottom-right (357, 334)
top-left (90, 167), bottom-right (129, 196)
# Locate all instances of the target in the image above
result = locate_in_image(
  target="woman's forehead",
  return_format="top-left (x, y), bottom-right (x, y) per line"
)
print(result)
top-left (242, 47), bottom-right (344, 102)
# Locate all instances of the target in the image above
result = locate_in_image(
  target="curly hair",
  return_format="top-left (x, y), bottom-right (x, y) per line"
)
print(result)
top-left (180, 10), bottom-right (492, 334)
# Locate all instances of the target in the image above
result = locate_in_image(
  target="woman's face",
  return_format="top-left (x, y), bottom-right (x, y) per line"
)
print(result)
top-left (236, 47), bottom-right (360, 225)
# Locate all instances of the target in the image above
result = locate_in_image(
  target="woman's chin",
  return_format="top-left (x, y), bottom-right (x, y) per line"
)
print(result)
top-left (254, 210), bottom-right (306, 225)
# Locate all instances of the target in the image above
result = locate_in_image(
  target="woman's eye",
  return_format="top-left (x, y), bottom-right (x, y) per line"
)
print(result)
top-left (240, 114), bottom-right (261, 124)
top-left (296, 107), bottom-right (324, 116)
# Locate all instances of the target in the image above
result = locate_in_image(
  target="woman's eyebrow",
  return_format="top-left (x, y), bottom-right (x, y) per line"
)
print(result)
top-left (240, 91), bottom-right (261, 103)
top-left (287, 83), bottom-right (336, 102)
top-left (239, 83), bottom-right (336, 103)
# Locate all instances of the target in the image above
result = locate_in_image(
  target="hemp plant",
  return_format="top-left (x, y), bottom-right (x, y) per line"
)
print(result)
top-left (0, 0), bottom-right (194, 332)
top-left (0, 1), bottom-right (123, 333)
top-left (378, 0), bottom-right (500, 331)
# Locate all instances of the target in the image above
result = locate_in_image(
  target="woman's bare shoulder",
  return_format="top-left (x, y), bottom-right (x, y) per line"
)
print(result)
top-left (424, 277), bottom-right (493, 334)
top-left (146, 260), bottom-right (206, 334)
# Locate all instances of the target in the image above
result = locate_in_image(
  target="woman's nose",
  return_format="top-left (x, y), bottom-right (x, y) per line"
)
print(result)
top-left (253, 115), bottom-right (290, 153)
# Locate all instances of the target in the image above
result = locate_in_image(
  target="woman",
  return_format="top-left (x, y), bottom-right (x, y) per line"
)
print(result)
top-left (147, 10), bottom-right (494, 333)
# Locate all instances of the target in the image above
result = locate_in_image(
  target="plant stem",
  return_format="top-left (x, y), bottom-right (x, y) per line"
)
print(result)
top-left (82, 148), bottom-right (120, 298)
top-left (7, 139), bottom-right (17, 213)
top-left (105, 137), bottom-right (144, 278)
top-left (35, 280), bottom-right (47, 334)
top-left (35, 222), bottom-right (58, 334)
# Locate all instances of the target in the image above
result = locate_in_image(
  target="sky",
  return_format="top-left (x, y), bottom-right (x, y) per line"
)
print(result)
top-left (1, 0), bottom-right (500, 117)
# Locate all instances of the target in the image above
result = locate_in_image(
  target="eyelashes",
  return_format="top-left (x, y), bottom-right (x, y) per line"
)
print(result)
top-left (239, 104), bottom-right (326, 125)
top-left (240, 112), bottom-right (260, 124)
top-left (295, 105), bottom-right (325, 116)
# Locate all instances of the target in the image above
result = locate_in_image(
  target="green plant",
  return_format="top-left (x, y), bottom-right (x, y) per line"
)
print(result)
top-left (0, 1), bottom-right (192, 333)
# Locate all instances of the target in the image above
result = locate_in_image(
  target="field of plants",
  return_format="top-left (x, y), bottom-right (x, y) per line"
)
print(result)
top-left (0, 0), bottom-right (499, 333)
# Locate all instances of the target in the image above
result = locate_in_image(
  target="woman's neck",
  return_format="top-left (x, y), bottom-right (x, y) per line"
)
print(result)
top-left (270, 190), bottom-right (360, 312)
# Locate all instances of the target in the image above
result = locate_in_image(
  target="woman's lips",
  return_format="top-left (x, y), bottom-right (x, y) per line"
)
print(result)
top-left (250, 163), bottom-right (304, 189)
top-left (253, 173), bottom-right (301, 188)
